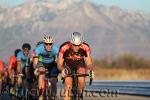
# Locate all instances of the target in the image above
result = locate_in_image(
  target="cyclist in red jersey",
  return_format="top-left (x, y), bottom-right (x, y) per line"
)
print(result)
top-left (8, 49), bottom-right (21, 94)
top-left (8, 49), bottom-right (21, 78)
top-left (57, 32), bottom-right (94, 100)
top-left (0, 59), bottom-right (5, 95)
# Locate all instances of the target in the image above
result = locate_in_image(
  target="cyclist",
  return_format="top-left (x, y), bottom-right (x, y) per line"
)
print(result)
top-left (0, 59), bottom-right (5, 95)
top-left (57, 32), bottom-right (94, 100)
top-left (8, 49), bottom-right (21, 94)
top-left (17, 43), bottom-right (31, 90)
top-left (26, 41), bottom-right (44, 92)
top-left (33, 35), bottom-right (59, 100)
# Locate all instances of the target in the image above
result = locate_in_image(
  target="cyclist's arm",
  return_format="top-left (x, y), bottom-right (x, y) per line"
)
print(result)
top-left (33, 46), bottom-right (40, 70)
top-left (8, 66), bottom-right (12, 78)
top-left (17, 51), bottom-right (22, 74)
top-left (33, 57), bottom-right (38, 70)
top-left (57, 45), bottom-right (65, 72)
top-left (83, 43), bottom-right (93, 70)
top-left (8, 58), bottom-right (13, 77)
top-left (85, 56), bottom-right (93, 71)
top-left (17, 61), bottom-right (22, 74)
top-left (0, 62), bottom-right (5, 74)
top-left (57, 57), bottom-right (64, 72)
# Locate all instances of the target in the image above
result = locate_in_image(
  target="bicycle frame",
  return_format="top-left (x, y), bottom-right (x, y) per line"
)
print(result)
top-left (44, 76), bottom-right (51, 99)
top-left (63, 67), bottom-right (92, 100)
top-left (38, 69), bottom-right (52, 99)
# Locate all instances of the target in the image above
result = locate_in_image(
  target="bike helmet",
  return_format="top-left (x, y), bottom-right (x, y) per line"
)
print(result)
top-left (14, 49), bottom-right (21, 57)
top-left (22, 43), bottom-right (31, 50)
top-left (43, 34), bottom-right (53, 44)
top-left (70, 32), bottom-right (83, 45)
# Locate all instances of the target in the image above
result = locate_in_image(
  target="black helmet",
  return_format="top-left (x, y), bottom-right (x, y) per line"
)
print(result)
top-left (14, 49), bottom-right (21, 57)
top-left (22, 43), bottom-right (31, 50)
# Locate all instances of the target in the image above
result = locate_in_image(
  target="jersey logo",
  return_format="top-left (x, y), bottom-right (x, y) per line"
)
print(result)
top-left (61, 44), bottom-right (70, 52)
top-left (66, 54), bottom-right (82, 61)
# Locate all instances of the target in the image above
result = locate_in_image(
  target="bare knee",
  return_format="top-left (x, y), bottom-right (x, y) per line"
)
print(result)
top-left (77, 67), bottom-right (86, 90)
top-left (64, 77), bottom-right (72, 91)
top-left (38, 74), bottom-right (44, 89)
top-left (17, 76), bottom-right (22, 86)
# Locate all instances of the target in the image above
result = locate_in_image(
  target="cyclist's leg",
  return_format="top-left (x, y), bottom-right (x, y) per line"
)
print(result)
top-left (0, 73), bottom-right (3, 95)
top-left (64, 77), bottom-right (72, 100)
top-left (27, 64), bottom-right (35, 93)
top-left (38, 69), bottom-right (45, 100)
top-left (37, 62), bottom-right (46, 98)
top-left (10, 69), bottom-right (15, 86)
top-left (9, 69), bottom-right (16, 95)
top-left (17, 67), bottom-right (25, 88)
top-left (49, 77), bottom-right (57, 99)
top-left (48, 62), bottom-right (58, 99)
top-left (17, 76), bottom-right (23, 89)
top-left (0, 67), bottom-right (4, 95)
top-left (77, 67), bottom-right (86, 95)
top-left (38, 72), bottom-right (45, 93)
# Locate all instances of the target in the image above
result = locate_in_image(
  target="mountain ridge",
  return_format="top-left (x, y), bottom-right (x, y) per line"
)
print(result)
top-left (0, 0), bottom-right (150, 61)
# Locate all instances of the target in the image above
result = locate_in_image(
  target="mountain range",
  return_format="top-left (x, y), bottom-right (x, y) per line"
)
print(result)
top-left (0, 0), bottom-right (150, 61)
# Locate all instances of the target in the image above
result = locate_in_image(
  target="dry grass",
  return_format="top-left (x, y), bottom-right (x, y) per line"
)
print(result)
top-left (94, 66), bottom-right (150, 80)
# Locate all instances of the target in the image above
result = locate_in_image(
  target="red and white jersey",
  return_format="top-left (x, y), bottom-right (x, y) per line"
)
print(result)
top-left (8, 55), bottom-right (17, 70)
top-left (58, 41), bottom-right (91, 67)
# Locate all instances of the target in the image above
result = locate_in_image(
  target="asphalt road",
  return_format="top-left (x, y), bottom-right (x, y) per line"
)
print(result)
top-left (0, 80), bottom-right (150, 100)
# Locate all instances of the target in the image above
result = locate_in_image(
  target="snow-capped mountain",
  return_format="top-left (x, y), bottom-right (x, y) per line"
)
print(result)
top-left (0, 0), bottom-right (150, 60)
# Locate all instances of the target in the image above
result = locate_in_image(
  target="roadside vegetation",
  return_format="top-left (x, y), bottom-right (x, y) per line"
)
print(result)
top-left (93, 54), bottom-right (150, 80)
top-left (94, 54), bottom-right (150, 69)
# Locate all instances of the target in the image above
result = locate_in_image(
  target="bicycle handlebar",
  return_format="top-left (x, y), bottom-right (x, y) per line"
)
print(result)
top-left (12, 73), bottom-right (24, 78)
top-left (37, 68), bottom-right (48, 75)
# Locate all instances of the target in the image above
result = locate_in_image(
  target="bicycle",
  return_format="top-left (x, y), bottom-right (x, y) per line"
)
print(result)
top-left (0, 74), bottom-right (9, 95)
top-left (62, 67), bottom-right (93, 100)
top-left (13, 73), bottom-right (30, 100)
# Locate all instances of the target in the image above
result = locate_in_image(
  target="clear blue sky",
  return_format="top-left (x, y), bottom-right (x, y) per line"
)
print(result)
top-left (0, 0), bottom-right (150, 13)
top-left (90, 0), bottom-right (150, 13)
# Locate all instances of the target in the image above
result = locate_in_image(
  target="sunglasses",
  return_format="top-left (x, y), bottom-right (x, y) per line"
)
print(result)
top-left (45, 43), bottom-right (53, 46)
top-left (23, 48), bottom-right (30, 51)
top-left (72, 44), bottom-right (81, 46)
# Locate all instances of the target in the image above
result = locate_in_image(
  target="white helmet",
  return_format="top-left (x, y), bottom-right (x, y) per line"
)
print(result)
top-left (70, 32), bottom-right (83, 45)
top-left (43, 34), bottom-right (53, 44)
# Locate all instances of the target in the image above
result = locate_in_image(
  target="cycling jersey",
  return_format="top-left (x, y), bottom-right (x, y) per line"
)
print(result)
top-left (34, 43), bottom-right (59, 64)
top-left (8, 55), bottom-right (17, 70)
top-left (0, 59), bottom-right (4, 74)
top-left (34, 43), bottom-right (59, 77)
top-left (59, 41), bottom-right (91, 68)
top-left (17, 51), bottom-right (30, 70)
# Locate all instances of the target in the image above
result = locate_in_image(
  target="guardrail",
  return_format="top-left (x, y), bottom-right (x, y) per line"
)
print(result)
top-left (84, 80), bottom-right (150, 96)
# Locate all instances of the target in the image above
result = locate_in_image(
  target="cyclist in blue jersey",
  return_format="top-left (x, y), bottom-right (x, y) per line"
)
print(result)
top-left (33, 35), bottom-right (59, 100)
top-left (25, 41), bottom-right (44, 93)
top-left (17, 43), bottom-right (31, 88)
